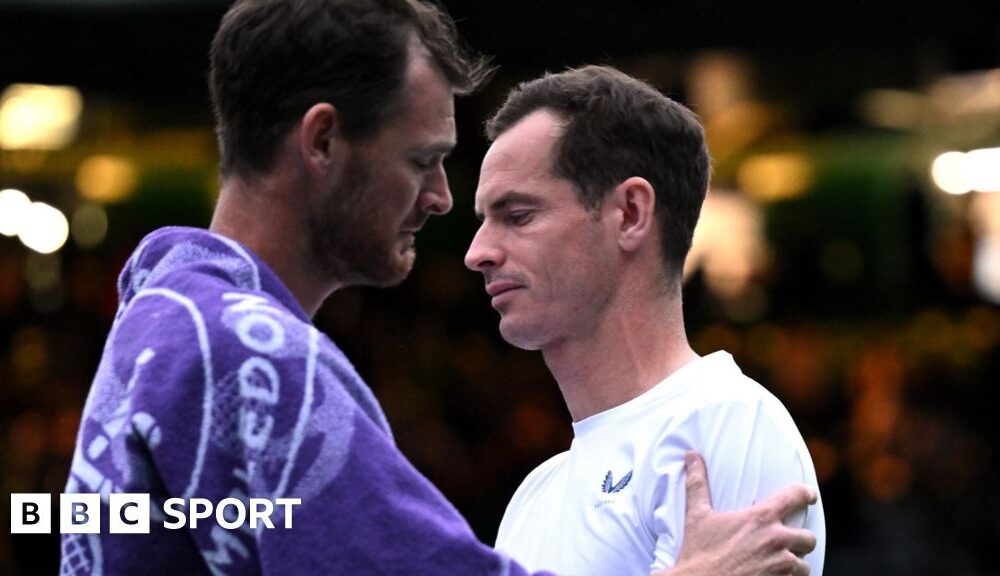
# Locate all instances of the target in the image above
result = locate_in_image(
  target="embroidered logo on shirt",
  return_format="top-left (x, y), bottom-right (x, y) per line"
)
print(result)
top-left (601, 470), bottom-right (633, 494)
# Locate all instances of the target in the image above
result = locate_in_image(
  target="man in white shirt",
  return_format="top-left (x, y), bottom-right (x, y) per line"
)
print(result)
top-left (465, 65), bottom-right (825, 576)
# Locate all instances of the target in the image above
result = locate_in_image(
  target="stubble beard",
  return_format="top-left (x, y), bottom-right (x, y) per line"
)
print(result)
top-left (498, 260), bottom-right (618, 353)
top-left (309, 154), bottom-right (414, 288)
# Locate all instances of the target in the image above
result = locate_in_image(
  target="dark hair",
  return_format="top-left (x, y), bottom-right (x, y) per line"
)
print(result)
top-left (486, 65), bottom-right (710, 280)
top-left (210, 0), bottom-right (491, 178)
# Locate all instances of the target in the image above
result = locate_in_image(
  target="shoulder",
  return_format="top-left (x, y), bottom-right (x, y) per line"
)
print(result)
top-left (520, 450), bottom-right (569, 486)
top-left (497, 450), bottom-right (569, 546)
top-left (505, 450), bottom-right (569, 505)
top-left (663, 353), bottom-right (803, 441)
top-left (115, 226), bottom-right (304, 339)
top-left (686, 383), bottom-right (815, 513)
top-left (121, 265), bottom-right (308, 351)
top-left (675, 366), bottom-right (807, 462)
top-left (111, 266), bottom-right (320, 419)
top-left (644, 355), bottom-right (815, 498)
top-left (699, 372), bottom-right (806, 450)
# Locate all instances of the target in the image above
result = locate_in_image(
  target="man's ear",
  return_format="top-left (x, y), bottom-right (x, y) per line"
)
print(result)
top-left (612, 176), bottom-right (656, 253)
top-left (298, 102), bottom-right (346, 174)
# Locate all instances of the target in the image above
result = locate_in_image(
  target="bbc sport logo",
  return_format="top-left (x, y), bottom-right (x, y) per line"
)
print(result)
top-left (9, 493), bottom-right (301, 534)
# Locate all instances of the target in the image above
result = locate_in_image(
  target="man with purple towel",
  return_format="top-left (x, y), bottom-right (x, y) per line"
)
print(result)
top-left (61, 1), bottom-right (817, 574)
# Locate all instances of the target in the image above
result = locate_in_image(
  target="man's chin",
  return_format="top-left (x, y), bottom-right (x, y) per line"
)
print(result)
top-left (363, 251), bottom-right (415, 287)
top-left (498, 318), bottom-right (543, 351)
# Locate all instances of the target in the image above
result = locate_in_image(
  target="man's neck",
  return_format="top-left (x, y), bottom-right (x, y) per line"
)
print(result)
top-left (541, 286), bottom-right (698, 423)
top-left (210, 173), bottom-right (338, 318)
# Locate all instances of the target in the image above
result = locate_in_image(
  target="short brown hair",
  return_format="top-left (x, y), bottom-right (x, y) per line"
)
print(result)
top-left (210, 0), bottom-right (491, 178)
top-left (486, 65), bottom-right (710, 280)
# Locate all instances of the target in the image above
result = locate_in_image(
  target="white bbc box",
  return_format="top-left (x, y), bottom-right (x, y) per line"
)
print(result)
top-left (60, 493), bottom-right (102, 534)
top-left (10, 493), bottom-right (52, 534)
top-left (109, 493), bottom-right (151, 534)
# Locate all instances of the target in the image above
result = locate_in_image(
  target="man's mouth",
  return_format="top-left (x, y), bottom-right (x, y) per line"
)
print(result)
top-left (486, 281), bottom-right (523, 297)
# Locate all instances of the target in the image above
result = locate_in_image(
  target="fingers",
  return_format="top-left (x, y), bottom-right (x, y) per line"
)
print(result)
top-left (683, 451), bottom-right (713, 518)
top-left (776, 550), bottom-right (811, 576)
top-left (785, 526), bottom-right (817, 557)
top-left (760, 484), bottom-right (816, 523)
top-left (791, 554), bottom-right (811, 576)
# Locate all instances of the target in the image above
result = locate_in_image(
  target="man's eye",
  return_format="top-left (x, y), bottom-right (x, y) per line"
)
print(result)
top-left (414, 154), bottom-right (444, 171)
top-left (508, 211), bottom-right (532, 225)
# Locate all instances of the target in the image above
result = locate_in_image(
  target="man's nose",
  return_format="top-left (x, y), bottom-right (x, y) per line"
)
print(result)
top-left (464, 223), bottom-right (503, 271)
top-left (419, 164), bottom-right (453, 216)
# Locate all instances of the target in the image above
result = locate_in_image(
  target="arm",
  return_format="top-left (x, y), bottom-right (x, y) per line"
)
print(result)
top-left (653, 452), bottom-right (816, 576)
top-left (648, 390), bottom-right (825, 574)
top-left (115, 291), bottom-right (530, 575)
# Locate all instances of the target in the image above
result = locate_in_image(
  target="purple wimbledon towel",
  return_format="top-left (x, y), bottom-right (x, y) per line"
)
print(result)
top-left (61, 226), bottom-right (542, 576)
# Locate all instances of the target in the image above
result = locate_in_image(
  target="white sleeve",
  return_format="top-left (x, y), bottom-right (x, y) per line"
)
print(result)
top-left (647, 395), bottom-right (815, 572)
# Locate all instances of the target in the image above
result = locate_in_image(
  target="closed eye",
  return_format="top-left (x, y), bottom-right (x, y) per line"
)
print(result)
top-left (413, 149), bottom-right (451, 172)
top-left (506, 211), bottom-right (533, 226)
top-left (413, 157), bottom-right (436, 170)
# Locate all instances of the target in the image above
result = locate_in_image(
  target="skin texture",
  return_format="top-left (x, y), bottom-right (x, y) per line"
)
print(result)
top-left (467, 110), bottom-right (617, 351)
top-left (304, 41), bottom-right (456, 289)
top-left (211, 37), bottom-right (455, 316)
top-left (466, 109), bottom-right (697, 422)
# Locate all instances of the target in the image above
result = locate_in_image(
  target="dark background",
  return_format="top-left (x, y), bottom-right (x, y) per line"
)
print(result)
top-left (2, 1), bottom-right (999, 574)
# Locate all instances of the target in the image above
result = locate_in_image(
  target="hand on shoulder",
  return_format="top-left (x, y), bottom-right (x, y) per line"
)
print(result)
top-left (651, 451), bottom-right (817, 576)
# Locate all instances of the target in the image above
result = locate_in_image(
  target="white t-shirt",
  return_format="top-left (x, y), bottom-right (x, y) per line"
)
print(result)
top-left (495, 351), bottom-right (825, 576)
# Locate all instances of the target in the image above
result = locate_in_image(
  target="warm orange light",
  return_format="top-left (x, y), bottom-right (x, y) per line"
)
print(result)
top-left (75, 155), bottom-right (139, 203)
top-left (0, 84), bottom-right (82, 150)
top-left (737, 153), bottom-right (814, 201)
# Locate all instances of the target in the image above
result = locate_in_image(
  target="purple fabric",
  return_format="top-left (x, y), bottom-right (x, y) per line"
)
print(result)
top-left (61, 227), bottom-right (545, 576)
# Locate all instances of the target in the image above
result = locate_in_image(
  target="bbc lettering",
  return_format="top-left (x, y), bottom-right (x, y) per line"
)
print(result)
top-left (10, 494), bottom-right (301, 534)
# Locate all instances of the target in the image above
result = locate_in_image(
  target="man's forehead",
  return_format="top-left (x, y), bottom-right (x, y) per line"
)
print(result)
top-left (475, 112), bottom-right (563, 209)
top-left (497, 112), bottom-right (565, 170)
top-left (398, 37), bottom-right (456, 118)
top-left (491, 110), bottom-right (563, 153)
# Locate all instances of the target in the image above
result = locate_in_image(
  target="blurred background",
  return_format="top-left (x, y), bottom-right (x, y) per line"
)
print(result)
top-left (1, 0), bottom-right (998, 574)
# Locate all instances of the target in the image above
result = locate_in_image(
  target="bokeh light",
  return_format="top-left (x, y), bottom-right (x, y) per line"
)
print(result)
top-left (932, 148), bottom-right (1000, 195)
top-left (932, 151), bottom-right (971, 195)
top-left (965, 147), bottom-right (1000, 193)
top-left (0, 188), bottom-right (31, 236)
top-left (71, 203), bottom-right (109, 249)
top-left (75, 155), bottom-right (139, 203)
top-left (0, 84), bottom-right (82, 150)
top-left (737, 152), bottom-right (814, 201)
top-left (17, 201), bottom-right (70, 254)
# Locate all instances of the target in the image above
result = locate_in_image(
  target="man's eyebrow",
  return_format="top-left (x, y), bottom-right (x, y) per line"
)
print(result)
top-left (415, 141), bottom-right (457, 156)
top-left (474, 190), bottom-right (541, 220)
